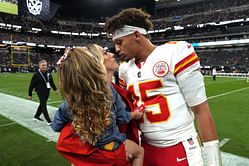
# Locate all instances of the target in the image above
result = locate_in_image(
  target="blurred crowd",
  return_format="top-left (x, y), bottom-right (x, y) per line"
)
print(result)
top-left (197, 47), bottom-right (249, 73)
top-left (0, 49), bottom-right (61, 73)
top-left (1, 0), bottom-right (249, 73)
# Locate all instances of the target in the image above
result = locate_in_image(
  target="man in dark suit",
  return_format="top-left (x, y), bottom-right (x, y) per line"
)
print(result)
top-left (28, 59), bottom-right (58, 126)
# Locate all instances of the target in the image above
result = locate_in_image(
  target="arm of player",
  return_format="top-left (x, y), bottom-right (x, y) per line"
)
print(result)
top-left (191, 101), bottom-right (222, 166)
top-left (174, 41), bottom-right (222, 166)
top-left (191, 101), bottom-right (217, 142)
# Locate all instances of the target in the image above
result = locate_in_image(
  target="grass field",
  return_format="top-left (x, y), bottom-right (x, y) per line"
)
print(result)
top-left (0, 73), bottom-right (249, 165)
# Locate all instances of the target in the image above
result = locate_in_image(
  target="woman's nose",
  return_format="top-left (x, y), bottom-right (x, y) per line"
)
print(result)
top-left (110, 53), bottom-right (115, 58)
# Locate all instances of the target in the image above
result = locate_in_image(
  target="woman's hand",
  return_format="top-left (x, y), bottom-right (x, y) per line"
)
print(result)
top-left (130, 104), bottom-right (145, 120)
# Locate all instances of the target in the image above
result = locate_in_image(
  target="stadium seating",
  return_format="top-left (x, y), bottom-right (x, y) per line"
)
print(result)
top-left (0, 0), bottom-right (249, 73)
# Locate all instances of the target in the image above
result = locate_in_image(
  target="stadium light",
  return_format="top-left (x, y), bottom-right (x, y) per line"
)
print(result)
top-left (91, 33), bottom-right (100, 37)
top-left (38, 44), bottom-right (45, 48)
top-left (32, 28), bottom-right (41, 31)
top-left (26, 43), bottom-right (37, 47)
top-left (51, 31), bottom-right (59, 34)
top-left (174, 25), bottom-right (184, 30)
top-left (159, 29), bottom-right (166, 32)
top-left (47, 45), bottom-right (65, 49)
top-left (13, 25), bottom-right (22, 29)
top-left (192, 39), bottom-right (249, 47)
top-left (2, 40), bottom-right (11, 45)
top-left (79, 32), bottom-right (88, 36)
top-left (72, 32), bottom-right (79, 36)
top-left (58, 31), bottom-right (71, 35)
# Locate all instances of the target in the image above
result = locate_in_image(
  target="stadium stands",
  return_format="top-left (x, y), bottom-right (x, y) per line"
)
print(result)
top-left (0, 0), bottom-right (249, 74)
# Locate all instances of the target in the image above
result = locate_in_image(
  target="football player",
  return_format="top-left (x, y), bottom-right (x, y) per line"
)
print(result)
top-left (104, 8), bottom-right (222, 166)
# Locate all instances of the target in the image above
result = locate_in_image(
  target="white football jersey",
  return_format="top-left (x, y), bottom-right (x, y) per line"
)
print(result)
top-left (119, 41), bottom-right (207, 147)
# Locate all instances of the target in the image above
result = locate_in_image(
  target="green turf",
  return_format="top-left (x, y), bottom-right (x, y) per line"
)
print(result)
top-left (204, 77), bottom-right (249, 158)
top-left (0, 73), bottom-right (63, 107)
top-left (0, 73), bottom-right (249, 165)
top-left (0, 114), bottom-right (69, 166)
top-left (0, 73), bottom-right (67, 166)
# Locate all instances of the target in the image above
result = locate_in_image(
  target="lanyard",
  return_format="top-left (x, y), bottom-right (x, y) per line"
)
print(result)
top-left (38, 69), bottom-right (49, 83)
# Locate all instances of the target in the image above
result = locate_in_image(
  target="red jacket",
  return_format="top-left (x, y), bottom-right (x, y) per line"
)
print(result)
top-left (56, 84), bottom-right (139, 166)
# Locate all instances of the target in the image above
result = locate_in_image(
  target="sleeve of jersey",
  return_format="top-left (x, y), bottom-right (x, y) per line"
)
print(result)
top-left (173, 41), bottom-right (207, 107)
top-left (118, 62), bottom-right (128, 89)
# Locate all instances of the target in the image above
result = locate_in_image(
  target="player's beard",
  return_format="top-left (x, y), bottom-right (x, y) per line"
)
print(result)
top-left (122, 55), bottom-right (132, 62)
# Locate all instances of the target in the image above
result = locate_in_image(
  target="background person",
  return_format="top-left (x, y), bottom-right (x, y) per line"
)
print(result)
top-left (53, 45), bottom-right (144, 166)
top-left (212, 67), bottom-right (217, 81)
top-left (247, 71), bottom-right (249, 82)
top-left (104, 8), bottom-right (222, 166)
top-left (28, 59), bottom-right (58, 126)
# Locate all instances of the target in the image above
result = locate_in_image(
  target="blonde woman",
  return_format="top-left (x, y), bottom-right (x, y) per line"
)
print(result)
top-left (52, 45), bottom-right (144, 166)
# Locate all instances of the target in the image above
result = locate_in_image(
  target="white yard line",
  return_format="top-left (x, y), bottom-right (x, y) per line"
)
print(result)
top-left (0, 122), bottom-right (16, 127)
top-left (208, 87), bottom-right (249, 100)
top-left (0, 92), bottom-right (249, 165)
top-left (47, 100), bottom-right (63, 104)
top-left (220, 138), bottom-right (230, 147)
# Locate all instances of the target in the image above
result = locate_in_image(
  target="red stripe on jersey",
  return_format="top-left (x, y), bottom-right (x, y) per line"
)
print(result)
top-left (165, 41), bottom-right (179, 45)
top-left (174, 52), bottom-right (199, 76)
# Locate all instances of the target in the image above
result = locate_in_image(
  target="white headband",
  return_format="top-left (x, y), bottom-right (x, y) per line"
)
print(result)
top-left (112, 25), bottom-right (147, 40)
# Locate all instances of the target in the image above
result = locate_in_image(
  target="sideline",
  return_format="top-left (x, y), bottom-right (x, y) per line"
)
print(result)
top-left (0, 92), bottom-right (249, 165)
top-left (0, 92), bottom-right (60, 142)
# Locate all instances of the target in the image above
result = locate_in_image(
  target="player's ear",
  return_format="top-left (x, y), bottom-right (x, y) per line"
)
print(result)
top-left (133, 31), bottom-right (141, 40)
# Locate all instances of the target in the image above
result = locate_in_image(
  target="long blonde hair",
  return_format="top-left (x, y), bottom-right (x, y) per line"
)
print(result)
top-left (57, 44), bottom-right (113, 145)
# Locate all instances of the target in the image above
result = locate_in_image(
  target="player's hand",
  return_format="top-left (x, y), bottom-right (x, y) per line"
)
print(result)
top-left (55, 90), bottom-right (59, 95)
top-left (28, 96), bottom-right (32, 100)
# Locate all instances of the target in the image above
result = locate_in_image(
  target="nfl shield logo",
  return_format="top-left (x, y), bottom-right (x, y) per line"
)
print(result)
top-left (187, 138), bottom-right (194, 145)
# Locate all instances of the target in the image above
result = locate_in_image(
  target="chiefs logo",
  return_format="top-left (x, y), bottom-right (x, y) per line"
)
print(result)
top-left (152, 61), bottom-right (169, 77)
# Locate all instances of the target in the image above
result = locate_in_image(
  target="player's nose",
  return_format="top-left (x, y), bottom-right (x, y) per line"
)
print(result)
top-left (115, 45), bottom-right (120, 54)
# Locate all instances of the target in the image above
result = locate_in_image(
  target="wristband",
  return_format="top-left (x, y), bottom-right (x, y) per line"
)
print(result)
top-left (203, 140), bottom-right (222, 166)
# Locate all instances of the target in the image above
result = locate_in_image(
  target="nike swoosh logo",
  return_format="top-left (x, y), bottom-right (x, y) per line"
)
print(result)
top-left (177, 157), bottom-right (187, 162)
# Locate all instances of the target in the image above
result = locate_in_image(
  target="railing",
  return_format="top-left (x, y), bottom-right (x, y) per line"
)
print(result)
top-left (216, 72), bottom-right (249, 78)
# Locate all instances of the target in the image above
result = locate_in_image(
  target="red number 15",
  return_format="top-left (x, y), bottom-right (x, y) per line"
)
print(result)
top-left (128, 79), bottom-right (171, 124)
